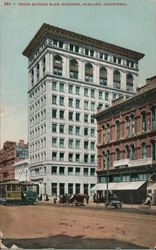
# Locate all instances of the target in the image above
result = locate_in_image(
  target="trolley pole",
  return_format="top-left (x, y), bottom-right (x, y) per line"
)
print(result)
top-left (106, 164), bottom-right (109, 206)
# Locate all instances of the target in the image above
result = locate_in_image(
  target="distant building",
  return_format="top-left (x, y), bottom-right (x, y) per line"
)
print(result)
top-left (14, 159), bottom-right (29, 182)
top-left (23, 23), bottom-right (144, 196)
top-left (0, 140), bottom-right (28, 181)
top-left (95, 76), bottom-right (156, 203)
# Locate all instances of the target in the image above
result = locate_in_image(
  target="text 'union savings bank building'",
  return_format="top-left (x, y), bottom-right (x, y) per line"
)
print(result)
top-left (23, 23), bottom-right (144, 196)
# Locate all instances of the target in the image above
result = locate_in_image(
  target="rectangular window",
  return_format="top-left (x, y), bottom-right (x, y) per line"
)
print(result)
top-left (91, 155), bottom-right (95, 163)
top-left (51, 166), bottom-right (57, 175)
top-left (59, 96), bottom-right (64, 106)
top-left (59, 124), bottom-right (64, 133)
top-left (116, 121), bottom-right (120, 140)
top-left (68, 167), bottom-right (73, 176)
top-left (53, 39), bottom-right (57, 47)
top-left (84, 168), bottom-right (88, 176)
top-left (84, 114), bottom-right (88, 123)
top-left (52, 81), bottom-right (57, 90)
top-left (76, 86), bottom-right (80, 95)
top-left (84, 101), bottom-right (88, 110)
top-left (100, 53), bottom-right (103, 60)
top-left (76, 140), bottom-right (80, 149)
top-left (85, 48), bottom-right (89, 56)
top-left (91, 142), bottom-right (95, 150)
top-left (76, 113), bottom-right (80, 122)
top-left (51, 183), bottom-right (57, 195)
top-left (69, 153), bottom-right (73, 162)
top-left (142, 112), bottom-right (146, 132)
top-left (105, 92), bottom-right (109, 100)
top-left (59, 82), bottom-right (64, 92)
top-left (84, 154), bottom-right (88, 163)
top-left (52, 109), bottom-right (57, 118)
top-left (91, 128), bottom-right (95, 137)
top-left (68, 98), bottom-right (73, 107)
top-left (84, 184), bottom-right (88, 195)
top-left (70, 44), bottom-right (74, 51)
top-left (126, 117), bottom-right (129, 137)
top-left (104, 54), bottom-right (108, 60)
top-left (60, 110), bottom-right (64, 119)
top-left (52, 138), bottom-right (57, 147)
top-left (90, 50), bottom-right (94, 57)
top-left (75, 184), bottom-right (80, 194)
top-left (59, 167), bottom-right (65, 175)
top-left (84, 127), bottom-right (88, 136)
top-left (76, 154), bottom-right (80, 162)
top-left (52, 152), bottom-right (57, 161)
top-left (76, 99), bottom-right (80, 109)
top-left (52, 95), bottom-right (57, 105)
top-left (59, 41), bottom-right (63, 48)
top-left (75, 45), bottom-right (79, 53)
top-left (75, 126), bottom-right (80, 135)
top-left (75, 167), bottom-right (80, 176)
top-left (91, 115), bottom-right (94, 123)
top-left (60, 153), bottom-right (64, 161)
top-left (68, 183), bottom-right (73, 195)
top-left (69, 112), bottom-right (73, 121)
top-left (68, 139), bottom-right (73, 148)
top-left (68, 85), bottom-right (73, 93)
top-left (84, 88), bottom-right (88, 97)
top-left (90, 168), bottom-right (95, 176)
top-left (68, 126), bottom-right (73, 135)
top-left (99, 91), bottom-right (102, 99)
top-left (52, 123), bottom-right (57, 133)
top-left (84, 141), bottom-right (88, 149)
top-left (91, 102), bottom-right (95, 111)
top-left (91, 89), bottom-right (95, 98)
top-left (60, 138), bottom-right (64, 148)
top-left (59, 183), bottom-right (65, 195)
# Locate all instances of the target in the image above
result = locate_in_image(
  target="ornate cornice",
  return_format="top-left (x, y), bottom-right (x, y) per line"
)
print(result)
top-left (23, 23), bottom-right (144, 60)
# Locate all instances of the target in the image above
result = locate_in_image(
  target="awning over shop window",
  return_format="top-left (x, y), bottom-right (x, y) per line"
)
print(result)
top-left (91, 181), bottom-right (146, 191)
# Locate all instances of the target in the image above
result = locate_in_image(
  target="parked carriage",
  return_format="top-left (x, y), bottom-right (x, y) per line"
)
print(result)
top-left (0, 180), bottom-right (38, 205)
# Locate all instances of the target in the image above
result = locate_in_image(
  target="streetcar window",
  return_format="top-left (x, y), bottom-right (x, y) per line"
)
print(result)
top-left (12, 185), bottom-right (16, 191)
top-left (7, 184), bottom-right (11, 191)
top-left (17, 185), bottom-right (21, 191)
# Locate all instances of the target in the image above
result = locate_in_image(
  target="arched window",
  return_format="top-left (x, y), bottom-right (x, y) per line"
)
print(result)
top-left (107, 150), bottom-right (110, 168)
top-left (141, 111), bottom-right (146, 132)
top-left (116, 120), bottom-right (120, 140)
top-left (151, 140), bottom-right (155, 160)
top-left (107, 124), bottom-right (110, 143)
top-left (131, 115), bottom-right (135, 135)
top-left (102, 125), bottom-right (105, 144)
top-left (141, 142), bottom-right (146, 159)
top-left (69, 59), bottom-right (78, 79)
top-left (116, 148), bottom-right (120, 161)
top-left (126, 145), bottom-right (129, 159)
top-left (126, 74), bottom-right (133, 92)
top-left (102, 151), bottom-right (106, 169)
top-left (53, 55), bottom-right (62, 76)
top-left (85, 63), bottom-right (93, 82)
top-left (131, 144), bottom-right (135, 160)
top-left (126, 116), bottom-right (129, 137)
top-left (113, 70), bottom-right (120, 89)
top-left (100, 67), bottom-right (107, 86)
top-left (151, 107), bottom-right (155, 130)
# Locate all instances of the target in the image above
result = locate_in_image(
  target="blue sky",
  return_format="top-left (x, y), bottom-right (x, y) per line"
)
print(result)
top-left (0, 0), bottom-right (156, 147)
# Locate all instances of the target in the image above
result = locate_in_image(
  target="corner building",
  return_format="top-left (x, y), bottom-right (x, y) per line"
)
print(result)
top-left (95, 76), bottom-right (156, 203)
top-left (23, 23), bottom-right (144, 196)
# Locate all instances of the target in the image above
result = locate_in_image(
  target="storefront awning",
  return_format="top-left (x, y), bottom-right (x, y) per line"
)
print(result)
top-left (91, 181), bottom-right (146, 191)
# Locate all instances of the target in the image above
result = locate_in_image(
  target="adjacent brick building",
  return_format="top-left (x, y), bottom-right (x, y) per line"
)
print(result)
top-left (0, 140), bottom-right (28, 181)
top-left (95, 76), bottom-right (156, 203)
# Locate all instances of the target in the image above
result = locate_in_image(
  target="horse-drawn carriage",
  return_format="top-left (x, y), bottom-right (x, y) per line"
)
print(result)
top-left (59, 194), bottom-right (85, 206)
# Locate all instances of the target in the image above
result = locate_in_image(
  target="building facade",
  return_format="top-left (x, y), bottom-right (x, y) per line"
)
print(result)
top-left (23, 23), bottom-right (144, 196)
top-left (95, 76), bottom-right (156, 203)
top-left (14, 159), bottom-right (29, 182)
top-left (0, 140), bottom-right (28, 181)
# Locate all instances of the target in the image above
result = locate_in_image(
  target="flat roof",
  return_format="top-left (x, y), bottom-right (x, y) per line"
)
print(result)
top-left (23, 23), bottom-right (144, 60)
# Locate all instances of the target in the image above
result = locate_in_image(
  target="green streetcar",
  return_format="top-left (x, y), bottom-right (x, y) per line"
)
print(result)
top-left (0, 181), bottom-right (38, 205)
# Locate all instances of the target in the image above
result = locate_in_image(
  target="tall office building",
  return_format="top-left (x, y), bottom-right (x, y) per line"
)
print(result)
top-left (23, 23), bottom-right (144, 196)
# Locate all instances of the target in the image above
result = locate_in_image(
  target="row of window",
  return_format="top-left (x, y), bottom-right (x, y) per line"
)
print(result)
top-left (102, 141), bottom-right (155, 169)
top-left (29, 124), bottom-right (46, 141)
top-left (30, 38), bottom-right (137, 72)
top-left (101, 108), bottom-right (155, 144)
top-left (51, 166), bottom-right (96, 176)
top-left (52, 138), bottom-right (95, 150)
top-left (52, 110), bottom-right (95, 123)
top-left (98, 173), bottom-right (149, 184)
top-left (52, 124), bottom-right (95, 137)
top-left (52, 152), bottom-right (95, 163)
top-left (51, 182), bottom-right (95, 196)
top-left (31, 55), bottom-right (134, 91)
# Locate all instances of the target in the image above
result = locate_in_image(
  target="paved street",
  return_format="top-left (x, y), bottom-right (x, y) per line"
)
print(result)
top-left (0, 203), bottom-right (156, 249)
